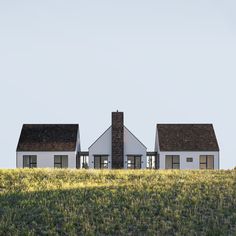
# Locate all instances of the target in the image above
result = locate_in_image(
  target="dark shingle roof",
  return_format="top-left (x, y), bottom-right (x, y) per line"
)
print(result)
top-left (157, 124), bottom-right (219, 151)
top-left (17, 124), bottom-right (79, 151)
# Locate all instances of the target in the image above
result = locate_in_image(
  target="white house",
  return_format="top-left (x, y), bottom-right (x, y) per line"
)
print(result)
top-left (155, 124), bottom-right (220, 170)
top-left (88, 111), bottom-right (147, 169)
top-left (16, 112), bottom-right (220, 170)
top-left (16, 124), bottom-right (80, 168)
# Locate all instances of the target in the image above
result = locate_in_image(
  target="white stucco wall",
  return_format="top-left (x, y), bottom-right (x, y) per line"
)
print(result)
top-left (88, 126), bottom-right (147, 169)
top-left (76, 126), bottom-right (81, 153)
top-left (159, 151), bottom-right (220, 170)
top-left (154, 127), bottom-right (160, 153)
top-left (124, 127), bottom-right (147, 169)
top-left (16, 151), bottom-right (77, 168)
top-left (155, 127), bottom-right (220, 170)
top-left (88, 127), bottom-right (112, 169)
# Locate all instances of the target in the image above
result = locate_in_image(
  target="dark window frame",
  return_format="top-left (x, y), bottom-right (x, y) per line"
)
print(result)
top-left (166, 155), bottom-right (180, 169)
top-left (200, 155), bottom-right (214, 169)
top-left (127, 155), bottom-right (142, 169)
top-left (186, 157), bottom-right (193, 162)
top-left (54, 155), bottom-right (68, 168)
top-left (94, 155), bottom-right (109, 169)
top-left (77, 152), bottom-right (89, 169)
top-left (23, 155), bottom-right (37, 168)
top-left (147, 155), bottom-right (156, 169)
top-left (147, 152), bottom-right (158, 169)
top-left (81, 155), bottom-right (89, 168)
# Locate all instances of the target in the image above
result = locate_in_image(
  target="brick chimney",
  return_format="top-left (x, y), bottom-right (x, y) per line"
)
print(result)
top-left (112, 111), bottom-right (124, 169)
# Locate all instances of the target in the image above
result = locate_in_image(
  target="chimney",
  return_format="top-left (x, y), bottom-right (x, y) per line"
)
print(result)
top-left (112, 111), bottom-right (124, 169)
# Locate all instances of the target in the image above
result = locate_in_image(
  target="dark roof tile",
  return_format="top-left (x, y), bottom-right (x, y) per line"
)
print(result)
top-left (17, 124), bottom-right (79, 151)
top-left (157, 124), bottom-right (219, 151)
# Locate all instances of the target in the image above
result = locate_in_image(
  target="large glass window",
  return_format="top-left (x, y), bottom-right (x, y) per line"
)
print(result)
top-left (77, 153), bottom-right (89, 169)
top-left (200, 155), bottom-right (214, 169)
top-left (23, 155), bottom-right (37, 168)
top-left (147, 152), bottom-right (159, 169)
top-left (81, 155), bottom-right (89, 169)
top-left (147, 155), bottom-right (156, 169)
top-left (165, 155), bottom-right (180, 169)
top-left (94, 155), bottom-right (108, 169)
top-left (54, 155), bottom-right (68, 168)
top-left (127, 156), bottom-right (141, 169)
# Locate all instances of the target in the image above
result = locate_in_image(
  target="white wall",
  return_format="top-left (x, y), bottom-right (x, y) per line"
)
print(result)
top-left (88, 127), bottom-right (112, 168)
top-left (124, 127), bottom-right (147, 169)
top-left (76, 126), bottom-right (81, 153)
top-left (154, 127), bottom-right (160, 153)
top-left (16, 151), bottom-right (77, 168)
top-left (159, 151), bottom-right (220, 170)
top-left (88, 126), bottom-right (147, 169)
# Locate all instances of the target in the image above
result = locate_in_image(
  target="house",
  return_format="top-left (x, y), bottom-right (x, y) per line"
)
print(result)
top-left (16, 112), bottom-right (220, 170)
top-left (155, 124), bottom-right (220, 169)
top-left (88, 111), bottom-right (147, 169)
top-left (16, 124), bottom-right (80, 168)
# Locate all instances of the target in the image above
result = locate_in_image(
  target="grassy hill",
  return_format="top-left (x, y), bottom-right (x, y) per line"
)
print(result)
top-left (0, 169), bottom-right (235, 235)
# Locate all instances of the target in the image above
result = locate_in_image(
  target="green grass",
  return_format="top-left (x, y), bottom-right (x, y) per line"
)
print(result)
top-left (0, 169), bottom-right (236, 235)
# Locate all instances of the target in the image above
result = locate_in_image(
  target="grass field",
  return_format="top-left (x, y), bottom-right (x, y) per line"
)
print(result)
top-left (0, 169), bottom-right (235, 235)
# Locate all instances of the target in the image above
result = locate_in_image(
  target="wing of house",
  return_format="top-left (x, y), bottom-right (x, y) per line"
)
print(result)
top-left (15, 113), bottom-right (220, 170)
top-left (155, 124), bottom-right (220, 169)
top-left (16, 124), bottom-right (80, 168)
top-left (88, 112), bottom-right (147, 169)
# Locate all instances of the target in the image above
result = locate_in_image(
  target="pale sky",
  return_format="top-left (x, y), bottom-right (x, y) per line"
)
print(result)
top-left (0, 0), bottom-right (235, 169)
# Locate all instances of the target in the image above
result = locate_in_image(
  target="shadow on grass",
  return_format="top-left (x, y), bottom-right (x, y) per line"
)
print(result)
top-left (0, 184), bottom-right (235, 235)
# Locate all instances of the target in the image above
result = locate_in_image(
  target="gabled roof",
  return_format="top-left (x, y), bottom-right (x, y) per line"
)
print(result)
top-left (124, 126), bottom-right (147, 149)
top-left (88, 125), bottom-right (147, 150)
top-left (157, 124), bottom-right (219, 152)
top-left (17, 124), bottom-right (79, 152)
top-left (88, 126), bottom-right (111, 149)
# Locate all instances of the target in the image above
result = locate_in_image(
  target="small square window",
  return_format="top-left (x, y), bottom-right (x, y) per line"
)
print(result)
top-left (165, 155), bottom-right (180, 169)
top-left (127, 156), bottom-right (141, 169)
top-left (54, 155), bottom-right (68, 168)
top-left (187, 157), bottom-right (193, 162)
top-left (94, 155), bottom-right (108, 169)
top-left (23, 155), bottom-right (37, 168)
top-left (199, 155), bottom-right (214, 169)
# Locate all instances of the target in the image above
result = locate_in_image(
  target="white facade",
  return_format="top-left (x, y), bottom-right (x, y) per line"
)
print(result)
top-left (16, 125), bottom-right (81, 168)
top-left (158, 151), bottom-right (219, 170)
top-left (124, 127), bottom-right (147, 169)
top-left (88, 127), bottom-right (112, 169)
top-left (88, 126), bottom-right (147, 169)
top-left (155, 128), bottom-right (220, 170)
top-left (16, 151), bottom-right (77, 168)
top-left (16, 116), bottom-right (220, 170)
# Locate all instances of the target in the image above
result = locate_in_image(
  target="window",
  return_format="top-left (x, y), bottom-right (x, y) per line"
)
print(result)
top-left (147, 155), bottom-right (156, 169)
top-left (127, 156), bottom-right (141, 169)
top-left (81, 155), bottom-right (89, 169)
top-left (186, 157), bottom-right (193, 162)
top-left (165, 155), bottom-right (180, 169)
top-left (94, 155), bottom-right (108, 169)
top-left (54, 155), bottom-right (68, 168)
top-left (200, 155), bottom-right (214, 169)
top-left (23, 155), bottom-right (37, 168)
top-left (77, 153), bottom-right (89, 169)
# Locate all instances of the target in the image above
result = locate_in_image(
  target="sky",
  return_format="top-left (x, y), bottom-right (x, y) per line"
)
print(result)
top-left (0, 0), bottom-right (235, 169)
